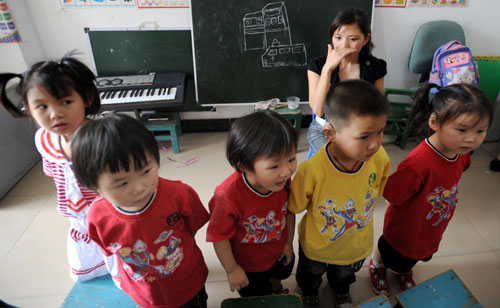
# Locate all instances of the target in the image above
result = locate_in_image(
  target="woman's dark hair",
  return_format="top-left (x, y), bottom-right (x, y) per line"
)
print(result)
top-left (410, 83), bottom-right (493, 137)
top-left (71, 114), bottom-right (159, 190)
top-left (226, 110), bottom-right (298, 173)
top-left (0, 52), bottom-right (100, 118)
top-left (329, 8), bottom-right (373, 58)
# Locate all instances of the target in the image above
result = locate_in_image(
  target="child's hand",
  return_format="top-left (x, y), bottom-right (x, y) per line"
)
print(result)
top-left (323, 44), bottom-right (357, 72)
top-left (227, 265), bottom-right (249, 292)
top-left (280, 242), bottom-right (294, 265)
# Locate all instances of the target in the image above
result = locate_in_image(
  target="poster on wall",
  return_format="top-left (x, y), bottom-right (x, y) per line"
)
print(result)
top-left (59, 0), bottom-right (138, 7)
top-left (375, 0), bottom-right (407, 8)
top-left (0, 0), bottom-right (21, 43)
top-left (409, 0), bottom-right (469, 7)
top-left (137, 0), bottom-right (189, 8)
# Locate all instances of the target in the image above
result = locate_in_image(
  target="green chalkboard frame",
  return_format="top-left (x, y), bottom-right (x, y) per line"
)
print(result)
top-left (85, 27), bottom-right (210, 111)
top-left (191, 0), bottom-right (373, 105)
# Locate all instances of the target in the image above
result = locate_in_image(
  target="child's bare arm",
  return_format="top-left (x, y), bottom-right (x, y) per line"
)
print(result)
top-left (213, 240), bottom-right (249, 292)
top-left (281, 211), bottom-right (295, 265)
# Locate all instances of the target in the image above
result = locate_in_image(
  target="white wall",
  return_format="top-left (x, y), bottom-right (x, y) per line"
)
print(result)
top-left (1, 1), bottom-right (499, 118)
top-left (372, 1), bottom-right (500, 90)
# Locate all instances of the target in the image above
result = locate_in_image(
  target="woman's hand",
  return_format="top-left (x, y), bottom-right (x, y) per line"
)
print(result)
top-left (227, 264), bottom-right (249, 292)
top-left (323, 44), bottom-right (357, 73)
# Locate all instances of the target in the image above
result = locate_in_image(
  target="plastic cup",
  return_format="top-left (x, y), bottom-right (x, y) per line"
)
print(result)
top-left (287, 96), bottom-right (300, 110)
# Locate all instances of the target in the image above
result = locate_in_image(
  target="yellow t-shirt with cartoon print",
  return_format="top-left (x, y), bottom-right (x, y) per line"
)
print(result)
top-left (289, 143), bottom-right (390, 265)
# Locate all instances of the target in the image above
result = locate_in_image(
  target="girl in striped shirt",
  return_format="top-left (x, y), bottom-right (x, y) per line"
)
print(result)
top-left (0, 54), bottom-right (118, 284)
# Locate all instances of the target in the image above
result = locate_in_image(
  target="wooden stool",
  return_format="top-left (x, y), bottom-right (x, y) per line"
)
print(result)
top-left (396, 269), bottom-right (482, 308)
top-left (61, 275), bottom-right (136, 307)
top-left (140, 112), bottom-right (182, 153)
top-left (273, 107), bottom-right (302, 132)
top-left (221, 294), bottom-right (302, 308)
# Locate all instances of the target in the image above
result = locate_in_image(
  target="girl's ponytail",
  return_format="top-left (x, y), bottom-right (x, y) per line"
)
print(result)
top-left (409, 83), bottom-right (440, 137)
top-left (0, 73), bottom-right (24, 118)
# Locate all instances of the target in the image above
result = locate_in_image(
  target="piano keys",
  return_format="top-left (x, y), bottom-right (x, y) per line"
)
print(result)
top-left (99, 87), bottom-right (177, 105)
top-left (96, 72), bottom-right (185, 111)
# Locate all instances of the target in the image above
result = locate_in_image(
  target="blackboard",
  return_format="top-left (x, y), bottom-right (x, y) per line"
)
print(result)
top-left (191, 0), bottom-right (372, 104)
top-left (86, 28), bottom-right (208, 111)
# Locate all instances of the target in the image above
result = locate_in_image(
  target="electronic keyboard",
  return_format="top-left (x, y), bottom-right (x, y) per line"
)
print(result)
top-left (95, 72), bottom-right (185, 111)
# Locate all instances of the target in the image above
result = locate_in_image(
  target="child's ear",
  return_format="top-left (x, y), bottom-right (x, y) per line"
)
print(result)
top-left (237, 162), bottom-right (251, 174)
top-left (428, 113), bottom-right (439, 131)
top-left (323, 125), bottom-right (337, 142)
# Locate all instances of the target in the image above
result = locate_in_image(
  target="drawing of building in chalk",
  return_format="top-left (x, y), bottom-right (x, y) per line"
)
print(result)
top-left (242, 2), bottom-right (307, 68)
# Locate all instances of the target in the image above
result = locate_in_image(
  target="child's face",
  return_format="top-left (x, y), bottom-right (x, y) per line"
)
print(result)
top-left (26, 86), bottom-right (88, 139)
top-left (243, 150), bottom-right (297, 195)
top-left (331, 23), bottom-right (369, 56)
top-left (326, 114), bottom-right (387, 163)
top-left (96, 155), bottom-right (159, 212)
top-left (429, 112), bottom-right (489, 157)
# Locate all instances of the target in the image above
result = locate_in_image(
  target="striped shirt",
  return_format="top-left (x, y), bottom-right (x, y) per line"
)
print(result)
top-left (35, 128), bottom-right (97, 219)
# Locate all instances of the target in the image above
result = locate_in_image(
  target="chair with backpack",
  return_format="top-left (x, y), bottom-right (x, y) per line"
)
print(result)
top-left (384, 20), bottom-right (467, 149)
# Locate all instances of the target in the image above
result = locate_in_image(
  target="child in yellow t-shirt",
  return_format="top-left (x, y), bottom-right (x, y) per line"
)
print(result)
top-left (289, 80), bottom-right (391, 307)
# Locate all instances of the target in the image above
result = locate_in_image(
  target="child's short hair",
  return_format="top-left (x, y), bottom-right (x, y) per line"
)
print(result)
top-left (0, 53), bottom-right (100, 117)
top-left (72, 114), bottom-right (159, 190)
top-left (226, 110), bottom-right (298, 172)
top-left (324, 79), bottom-right (391, 130)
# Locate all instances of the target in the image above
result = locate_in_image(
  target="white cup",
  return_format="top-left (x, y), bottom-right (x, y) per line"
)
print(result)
top-left (287, 96), bottom-right (299, 110)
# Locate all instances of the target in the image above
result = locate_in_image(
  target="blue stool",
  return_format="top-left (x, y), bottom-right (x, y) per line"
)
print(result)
top-left (355, 295), bottom-right (391, 308)
top-left (221, 294), bottom-right (302, 308)
top-left (396, 269), bottom-right (482, 308)
top-left (140, 112), bottom-right (182, 153)
top-left (61, 275), bottom-right (136, 307)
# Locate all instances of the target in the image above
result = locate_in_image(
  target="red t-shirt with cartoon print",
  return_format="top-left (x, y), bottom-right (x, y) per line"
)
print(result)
top-left (383, 139), bottom-right (471, 260)
top-left (88, 177), bottom-right (209, 308)
top-left (207, 171), bottom-right (288, 272)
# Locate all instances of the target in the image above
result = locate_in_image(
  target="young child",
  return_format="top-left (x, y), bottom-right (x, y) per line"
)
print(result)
top-left (71, 113), bottom-right (209, 308)
top-left (307, 8), bottom-right (387, 155)
top-left (0, 56), bottom-right (117, 283)
top-left (207, 110), bottom-right (298, 297)
top-left (289, 80), bottom-right (391, 308)
top-left (369, 83), bottom-right (493, 295)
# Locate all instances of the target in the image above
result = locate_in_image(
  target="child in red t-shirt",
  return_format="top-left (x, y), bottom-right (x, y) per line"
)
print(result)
top-left (369, 83), bottom-right (493, 295)
top-left (207, 110), bottom-right (298, 297)
top-left (71, 114), bottom-right (209, 308)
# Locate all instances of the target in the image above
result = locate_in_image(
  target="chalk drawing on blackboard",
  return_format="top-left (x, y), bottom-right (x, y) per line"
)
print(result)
top-left (242, 2), bottom-right (307, 68)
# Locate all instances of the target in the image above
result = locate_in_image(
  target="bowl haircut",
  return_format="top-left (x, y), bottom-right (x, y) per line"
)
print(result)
top-left (72, 113), bottom-right (159, 190)
top-left (226, 110), bottom-right (298, 173)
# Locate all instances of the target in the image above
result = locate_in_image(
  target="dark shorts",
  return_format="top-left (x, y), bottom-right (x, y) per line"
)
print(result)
top-left (378, 235), bottom-right (432, 274)
top-left (238, 253), bottom-right (295, 297)
top-left (180, 285), bottom-right (208, 308)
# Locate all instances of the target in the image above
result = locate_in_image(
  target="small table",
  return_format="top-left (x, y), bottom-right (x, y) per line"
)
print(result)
top-left (273, 106), bottom-right (302, 132)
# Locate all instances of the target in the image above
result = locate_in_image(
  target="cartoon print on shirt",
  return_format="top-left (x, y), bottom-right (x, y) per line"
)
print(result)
top-left (119, 239), bottom-right (167, 281)
top-left (242, 215), bottom-right (260, 243)
top-left (318, 195), bottom-right (374, 242)
top-left (426, 185), bottom-right (457, 226)
top-left (156, 236), bottom-right (183, 277)
top-left (359, 192), bottom-right (375, 227)
top-left (154, 229), bottom-right (174, 244)
top-left (241, 207), bottom-right (286, 244)
top-left (330, 198), bottom-right (364, 241)
top-left (319, 199), bottom-right (339, 234)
